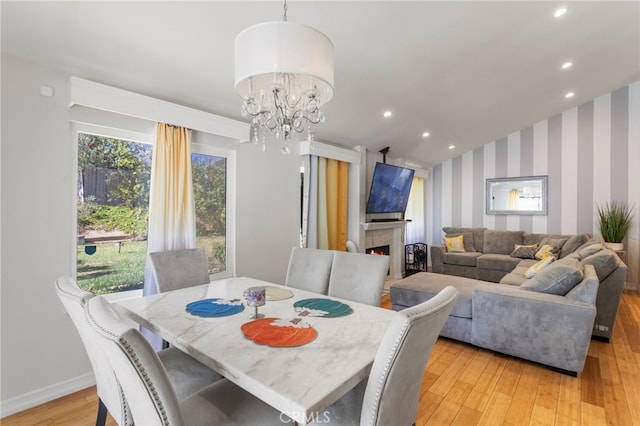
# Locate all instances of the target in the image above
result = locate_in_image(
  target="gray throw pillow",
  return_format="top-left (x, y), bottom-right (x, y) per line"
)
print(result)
top-left (578, 243), bottom-right (605, 258)
top-left (560, 234), bottom-right (590, 258)
top-left (520, 257), bottom-right (584, 296)
top-left (446, 232), bottom-right (475, 252)
top-left (566, 265), bottom-right (599, 304)
top-left (580, 250), bottom-right (618, 280)
top-left (575, 236), bottom-right (605, 253)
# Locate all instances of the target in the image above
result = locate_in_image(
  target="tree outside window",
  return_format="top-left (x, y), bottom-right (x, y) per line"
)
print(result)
top-left (77, 133), bottom-right (227, 294)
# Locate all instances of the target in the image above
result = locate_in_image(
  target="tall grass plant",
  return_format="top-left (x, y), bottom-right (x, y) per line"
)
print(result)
top-left (596, 201), bottom-right (634, 243)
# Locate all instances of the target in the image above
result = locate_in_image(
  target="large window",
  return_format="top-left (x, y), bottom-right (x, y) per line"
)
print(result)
top-left (192, 152), bottom-right (227, 274)
top-left (76, 130), bottom-right (230, 294)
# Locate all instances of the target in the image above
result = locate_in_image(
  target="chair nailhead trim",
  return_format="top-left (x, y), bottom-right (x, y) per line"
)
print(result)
top-left (368, 291), bottom-right (458, 425)
top-left (86, 307), bottom-right (170, 425)
top-left (118, 382), bottom-right (133, 426)
top-left (119, 338), bottom-right (170, 425)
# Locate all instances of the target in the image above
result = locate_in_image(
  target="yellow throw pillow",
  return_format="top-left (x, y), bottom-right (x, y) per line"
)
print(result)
top-left (443, 235), bottom-right (466, 253)
top-left (535, 244), bottom-right (555, 260)
top-left (524, 256), bottom-right (555, 278)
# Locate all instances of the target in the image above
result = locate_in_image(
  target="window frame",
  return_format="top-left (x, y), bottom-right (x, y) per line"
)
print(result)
top-left (71, 123), bottom-right (236, 301)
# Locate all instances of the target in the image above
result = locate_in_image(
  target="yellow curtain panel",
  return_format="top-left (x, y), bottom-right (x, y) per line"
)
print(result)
top-left (509, 188), bottom-right (519, 210)
top-left (325, 159), bottom-right (349, 251)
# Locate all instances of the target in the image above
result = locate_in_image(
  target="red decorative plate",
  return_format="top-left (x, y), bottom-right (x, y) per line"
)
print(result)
top-left (241, 317), bottom-right (317, 347)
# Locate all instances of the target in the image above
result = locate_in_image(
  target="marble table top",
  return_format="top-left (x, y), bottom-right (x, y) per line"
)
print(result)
top-left (114, 276), bottom-right (396, 424)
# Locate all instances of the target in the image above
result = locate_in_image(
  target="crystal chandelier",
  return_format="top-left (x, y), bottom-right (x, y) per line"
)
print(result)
top-left (234, 0), bottom-right (334, 153)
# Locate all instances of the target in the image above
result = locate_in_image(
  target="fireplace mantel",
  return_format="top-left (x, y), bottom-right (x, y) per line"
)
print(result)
top-left (361, 221), bottom-right (408, 279)
top-left (361, 221), bottom-right (410, 231)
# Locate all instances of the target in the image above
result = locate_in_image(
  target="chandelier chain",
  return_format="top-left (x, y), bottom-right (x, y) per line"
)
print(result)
top-left (283, 0), bottom-right (288, 22)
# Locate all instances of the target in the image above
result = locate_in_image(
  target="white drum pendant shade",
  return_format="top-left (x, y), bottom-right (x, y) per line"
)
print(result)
top-left (234, 21), bottom-right (334, 103)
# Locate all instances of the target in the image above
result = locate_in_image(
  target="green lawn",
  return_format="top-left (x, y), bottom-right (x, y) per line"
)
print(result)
top-left (77, 240), bottom-right (147, 294)
top-left (77, 235), bottom-right (225, 295)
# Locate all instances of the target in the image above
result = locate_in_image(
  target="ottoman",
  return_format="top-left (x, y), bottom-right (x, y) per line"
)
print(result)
top-left (390, 272), bottom-right (483, 343)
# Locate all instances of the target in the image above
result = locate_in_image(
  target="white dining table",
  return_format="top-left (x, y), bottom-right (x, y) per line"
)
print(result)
top-left (114, 276), bottom-right (396, 425)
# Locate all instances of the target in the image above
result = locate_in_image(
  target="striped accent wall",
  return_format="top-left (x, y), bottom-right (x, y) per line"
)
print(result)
top-left (428, 81), bottom-right (640, 288)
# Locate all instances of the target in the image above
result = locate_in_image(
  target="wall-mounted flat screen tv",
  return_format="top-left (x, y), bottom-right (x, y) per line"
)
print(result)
top-left (366, 162), bottom-right (415, 214)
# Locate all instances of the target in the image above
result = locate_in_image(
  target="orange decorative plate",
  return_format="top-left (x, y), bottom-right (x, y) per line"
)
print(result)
top-left (241, 317), bottom-right (317, 347)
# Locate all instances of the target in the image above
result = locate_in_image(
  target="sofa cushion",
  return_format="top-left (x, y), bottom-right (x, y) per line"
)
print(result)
top-left (560, 234), bottom-right (590, 258)
top-left (445, 232), bottom-right (475, 252)
top-left (580, 250), bottom-right (618, 281)
top-left (520, 257), bottom-right (584, 296)
top-left (517, 259), bottom-right (538, 268)
top-left (500, 271), bottom-right (527, 286)
top-left (522, 233), bottom-right (568, 246)
top-left (476, 254), bottom-right (522, 272)
top-left (444, 227), bottom-right (486, 252)
top-left (510, 244), bottom-right (538, 259)
top-left (482, 230), bottom-right (524, 255)
top-left (443, 252), bottom-right (482, 267)
top-left (578, 242), bottom-right (606, 258)
top-left (565, 265), bottom-right (599, 304)
top-left (389, 272), bottom-right (475, 319)
top-left (443, 235), bottom-right (465, 252)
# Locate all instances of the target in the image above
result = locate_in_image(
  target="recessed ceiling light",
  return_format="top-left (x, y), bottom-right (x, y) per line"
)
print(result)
top-left (561, 61), bottom-right (573, 70)
top-left (554, 7), bottom-right (567, 18)
top-left (565, 92), bottom-right (575, 99)
top-left (422, 132), bottom-right (430, 138)
top-left (383, 111), bottom-right (392, 118)
top-left (448, 145), bottom-right (455, 150)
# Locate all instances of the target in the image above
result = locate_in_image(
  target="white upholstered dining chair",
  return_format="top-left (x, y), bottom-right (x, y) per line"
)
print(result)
top-left (328, 251), bottom-right (390, 306)
top-left (84, 294), bottom-right (288, 425)
top-left (55, 276), bottom-right (222, 426)
top-left (310, 285), bottom-right (460, 426)
top-left (285, 247), bottom-right (335, 294)
top-left (148, 248), bottom-right (211, 293)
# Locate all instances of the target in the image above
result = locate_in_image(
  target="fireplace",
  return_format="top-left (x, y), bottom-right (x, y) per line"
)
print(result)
top-left (361, 221), bottom-right (407, 279)
top-left (367, 244), bottom-right (391, 276)
top-left (367, 245), bottom-right (390, 256)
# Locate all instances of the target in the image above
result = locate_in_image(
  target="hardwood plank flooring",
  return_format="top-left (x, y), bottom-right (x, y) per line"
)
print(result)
top-left (3, 290), bottom-right (639, 426)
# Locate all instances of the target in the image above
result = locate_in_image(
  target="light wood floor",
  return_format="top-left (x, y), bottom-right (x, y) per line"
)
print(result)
top-left (4, 290), bottom-right (639, 426)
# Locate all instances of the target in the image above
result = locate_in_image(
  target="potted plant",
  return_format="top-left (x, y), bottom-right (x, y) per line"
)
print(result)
top-left (596, 201), bottom-right (634, 251)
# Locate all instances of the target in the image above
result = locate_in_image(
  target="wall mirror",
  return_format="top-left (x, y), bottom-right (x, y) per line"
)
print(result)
top-left (486, 175), bottom-right (548, 215)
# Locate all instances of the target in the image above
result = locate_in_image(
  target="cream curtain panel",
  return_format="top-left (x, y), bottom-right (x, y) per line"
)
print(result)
top-left (509, 189), bottom-right (519, 210)
top-left (304, 156), bottom-right (349, 251)
top-left (405, 176), bottom-right (425, 244)
top-left (143, 123), bottom-right (196, 347)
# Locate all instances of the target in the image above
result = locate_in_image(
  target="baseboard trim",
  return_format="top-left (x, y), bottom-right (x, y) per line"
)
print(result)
top-left (0, 373), bottom-right (96, 418)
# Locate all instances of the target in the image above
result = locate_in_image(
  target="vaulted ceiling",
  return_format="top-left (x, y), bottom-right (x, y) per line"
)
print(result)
top-left (2, 1), bottom-right (638, 167)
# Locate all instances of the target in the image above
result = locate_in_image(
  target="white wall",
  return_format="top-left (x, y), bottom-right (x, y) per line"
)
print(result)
top-left (235, 142), bottom-right (301, 283)
top-left (1, 53), bottom-right (90, 408)
top-left (429, 81), bottom-right (640, 289)
top-left (0, 54), bottom-right (300, 412)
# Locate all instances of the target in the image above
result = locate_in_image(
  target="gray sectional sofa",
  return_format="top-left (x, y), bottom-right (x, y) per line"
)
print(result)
top-left (429, 227), bottom-right (627, 342)
top-left (390, 227), bottom-right (628, 375)
top-left (391, 266), bottom-right (598, 375)
top-left (431, 227), bottom-right (592, 282)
